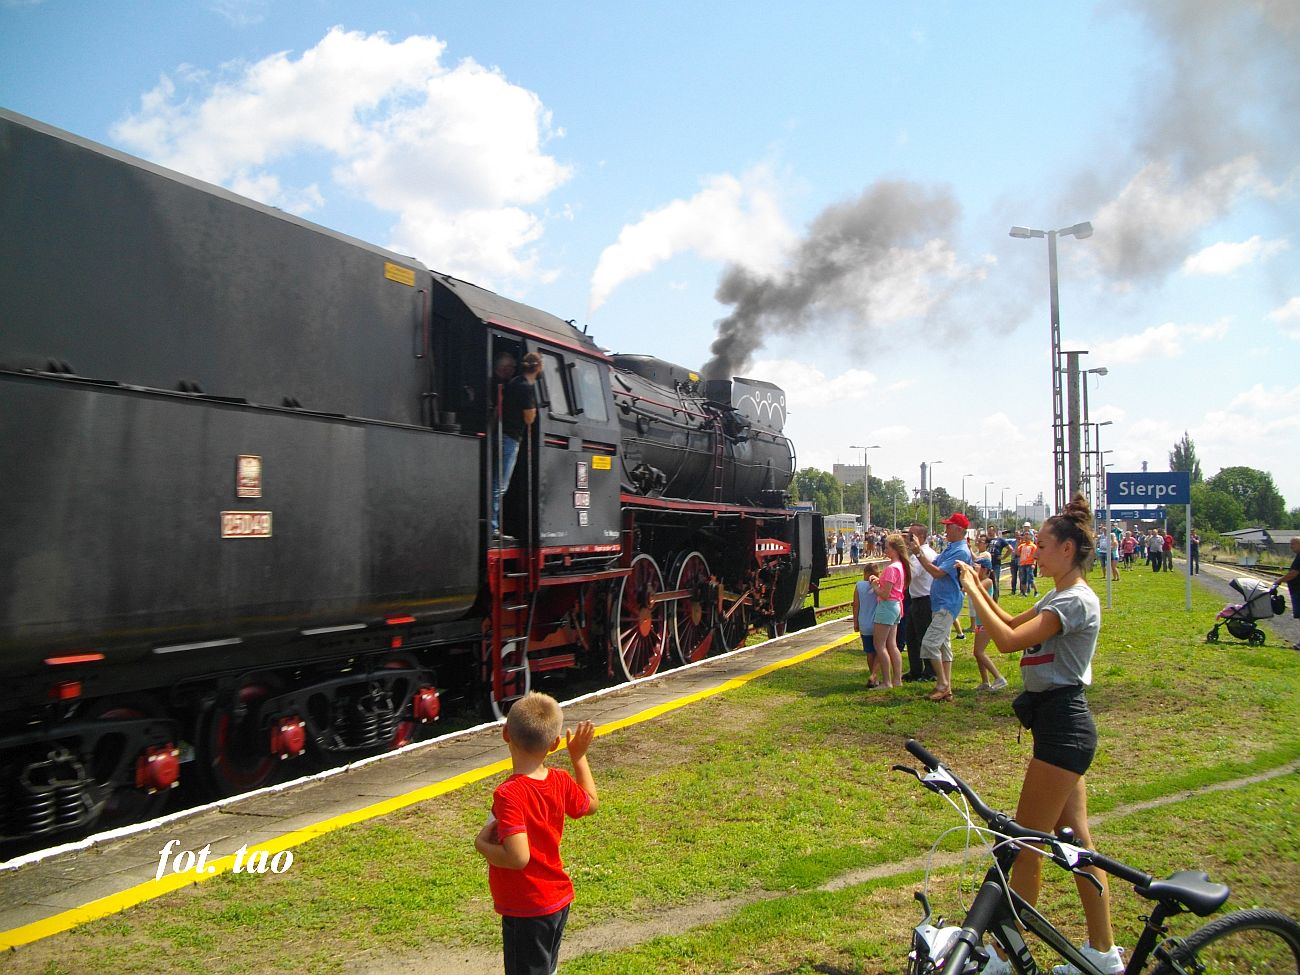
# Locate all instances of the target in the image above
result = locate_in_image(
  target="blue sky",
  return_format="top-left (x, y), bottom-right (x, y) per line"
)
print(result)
top-left (3, 0), bottom-right (1298, 514)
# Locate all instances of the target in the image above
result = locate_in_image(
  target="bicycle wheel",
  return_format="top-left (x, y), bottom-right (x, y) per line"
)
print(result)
top-left (1151, 908), bottom-right (1300, 975)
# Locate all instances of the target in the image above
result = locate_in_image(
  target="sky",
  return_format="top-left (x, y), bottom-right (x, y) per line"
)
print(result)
top-left (3, 0), bottom-right (1298, 517)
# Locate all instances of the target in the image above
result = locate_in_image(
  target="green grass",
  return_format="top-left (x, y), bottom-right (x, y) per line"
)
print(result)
top-left (9, 565), bottom-right (1299, 974)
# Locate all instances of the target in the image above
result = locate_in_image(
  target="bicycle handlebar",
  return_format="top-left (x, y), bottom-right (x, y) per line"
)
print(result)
top-left (901, 739), bottom-right (1154, 888)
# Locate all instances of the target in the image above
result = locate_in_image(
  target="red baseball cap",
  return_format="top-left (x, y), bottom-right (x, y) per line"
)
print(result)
top-left (941, 512), bottom-right (970, 529)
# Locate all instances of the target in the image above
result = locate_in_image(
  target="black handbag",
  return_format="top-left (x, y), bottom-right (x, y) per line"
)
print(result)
top-left (1012, 690), bottom-right (1036, 729)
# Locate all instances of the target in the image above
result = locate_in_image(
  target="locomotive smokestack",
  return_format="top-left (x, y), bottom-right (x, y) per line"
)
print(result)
top-left (700, 179), bottom-right (962, 378)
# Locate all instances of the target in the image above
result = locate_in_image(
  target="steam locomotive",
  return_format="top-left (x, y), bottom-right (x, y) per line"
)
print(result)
top-left (0, 109), bottom-right (826, 845)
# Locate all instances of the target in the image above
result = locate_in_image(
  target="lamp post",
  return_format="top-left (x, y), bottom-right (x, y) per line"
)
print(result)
top-left (1001, 487), bottom-right (1009, 527)
top-left (961, 473), bottom-right (973, 518)
top-left (1014, 493), bottom-right (1022, 524)
top-left (984, 480), bottom-right (994, 527)
top-left (851, 443), bottom-right (880, 532)
top-left (928, 459), bottom-right (944, 537)
top-left (1010, 220), bottom-right (1093, 513)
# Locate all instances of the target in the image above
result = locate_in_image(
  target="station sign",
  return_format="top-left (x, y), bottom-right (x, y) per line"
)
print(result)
top-left (1106, 471), bottom-right (1190, 506)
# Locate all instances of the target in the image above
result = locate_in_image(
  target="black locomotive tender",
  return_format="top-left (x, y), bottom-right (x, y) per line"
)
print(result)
top-left (0, 109), bottom-right (827, 844)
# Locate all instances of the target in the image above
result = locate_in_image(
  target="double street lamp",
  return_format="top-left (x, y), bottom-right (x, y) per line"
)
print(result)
top-left (1010, 220), bottom-right (1093, 512)
top-left (850, 443), bottom-right (880, 532)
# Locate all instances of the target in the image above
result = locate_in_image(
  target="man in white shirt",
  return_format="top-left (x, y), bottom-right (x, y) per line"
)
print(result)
top-left (902, 522), bottom-right (937, 682)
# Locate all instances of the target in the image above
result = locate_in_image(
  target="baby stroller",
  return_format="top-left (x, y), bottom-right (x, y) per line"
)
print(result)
top-left (1206, 577), bottom-right (1286, 645)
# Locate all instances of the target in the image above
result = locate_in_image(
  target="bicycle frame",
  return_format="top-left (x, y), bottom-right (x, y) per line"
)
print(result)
top-left (937, 857), bottom-right (1201, 975)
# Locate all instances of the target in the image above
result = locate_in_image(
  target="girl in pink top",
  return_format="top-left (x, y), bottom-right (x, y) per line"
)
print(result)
top-left (870, 533), bottom-right (912, 688)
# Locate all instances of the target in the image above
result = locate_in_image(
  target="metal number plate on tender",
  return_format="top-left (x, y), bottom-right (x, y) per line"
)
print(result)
top-left (221, 511), bottom-right (273, 538)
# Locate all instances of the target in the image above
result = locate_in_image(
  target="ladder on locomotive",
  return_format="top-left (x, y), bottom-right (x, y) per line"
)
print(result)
top-left (488, 549), bottom-right (533, 713)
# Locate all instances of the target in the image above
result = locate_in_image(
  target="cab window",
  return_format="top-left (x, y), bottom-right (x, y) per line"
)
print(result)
top-left (573, 358), bottom-right (608, 422)
top-left (539, 350), bottom-right (572, 416)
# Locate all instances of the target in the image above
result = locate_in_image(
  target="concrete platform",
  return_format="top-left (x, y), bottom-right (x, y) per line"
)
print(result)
top-left (0, 619), bottom-right (858, 949)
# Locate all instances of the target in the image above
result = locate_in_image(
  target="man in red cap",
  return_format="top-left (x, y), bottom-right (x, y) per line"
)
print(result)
top-left (907, 512), bottom-right (973, 701)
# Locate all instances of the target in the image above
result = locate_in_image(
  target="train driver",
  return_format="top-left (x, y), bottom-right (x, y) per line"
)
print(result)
top-left (492, 352), bottom-right (543, 540)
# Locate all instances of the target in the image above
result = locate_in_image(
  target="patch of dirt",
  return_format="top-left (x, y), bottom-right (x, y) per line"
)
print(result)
top-left (355, 891), bottom-right (781, 975)
top-left (355, 762), bottom-right (1300, 975)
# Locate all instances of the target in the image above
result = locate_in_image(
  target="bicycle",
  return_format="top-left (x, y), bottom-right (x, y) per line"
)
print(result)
top-left (894, 739), bottom-right (1300, 975)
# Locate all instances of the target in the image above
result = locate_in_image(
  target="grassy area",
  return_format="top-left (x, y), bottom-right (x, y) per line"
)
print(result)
top-left (11, 566), bottom-right (1300, 975)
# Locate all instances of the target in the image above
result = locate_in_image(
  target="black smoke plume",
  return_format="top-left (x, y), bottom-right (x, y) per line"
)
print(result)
top-left (701, 180), bottom-right (961, 378)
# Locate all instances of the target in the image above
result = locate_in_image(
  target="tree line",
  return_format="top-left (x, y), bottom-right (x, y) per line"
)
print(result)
top-left (792, 432), bottom-right (1296, 538)
top-left (1165, 431), bottom-right (1298, 536)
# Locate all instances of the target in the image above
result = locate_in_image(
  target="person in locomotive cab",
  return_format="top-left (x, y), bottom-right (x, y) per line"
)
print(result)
top-left (492, 352), bottom-right (542, 539)
top-left (491, 352), bottom-right (518, 413)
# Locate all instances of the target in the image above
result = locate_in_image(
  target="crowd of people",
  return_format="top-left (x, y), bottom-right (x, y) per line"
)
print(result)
top-left (845, 513), bottom-right (1207, 703)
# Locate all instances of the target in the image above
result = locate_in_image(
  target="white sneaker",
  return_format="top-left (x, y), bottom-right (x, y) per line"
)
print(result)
top-left (981, 953), bottom-right (1012, 975)
top-left (990, 677), bottom-right (1009, 691)
top-left (1051, 943), bottom-right (1125, 975)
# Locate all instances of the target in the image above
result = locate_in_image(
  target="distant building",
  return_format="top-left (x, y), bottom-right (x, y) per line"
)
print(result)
top-left (1222, 528), bottom-right (1300, 558)
top-left (1016, 503), bottom-right (1050, 525)
top-left (832, 464), bottom-right (865, 486)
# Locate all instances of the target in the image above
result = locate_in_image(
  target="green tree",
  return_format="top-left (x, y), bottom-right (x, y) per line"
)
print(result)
top-left (793, 468), bottom-right (841, 515)
top-left (1168, 431), bottom-right (1203, 483)
top-left (1170, 483), bottom-right (1244, 539)
top-left (874, 477), bottom-right (909, 529)
top-left (1206, 466), bottom-right (1286, 527)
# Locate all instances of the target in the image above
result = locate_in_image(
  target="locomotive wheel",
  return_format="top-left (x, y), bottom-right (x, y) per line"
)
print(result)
top-left (192, 680), bottom-right (282, 798)
top-left (716, 595), bottom-right (751, 652)
top-left (670, 551), bottom-right (715, 665)
top-left (612, 553), bottom-right (667, 681)
top-left (86, 697), bottom-right (173, 828)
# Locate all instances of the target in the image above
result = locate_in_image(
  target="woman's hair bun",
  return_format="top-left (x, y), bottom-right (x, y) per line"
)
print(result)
top-left (1063, 493), bottom-right (1092, 522)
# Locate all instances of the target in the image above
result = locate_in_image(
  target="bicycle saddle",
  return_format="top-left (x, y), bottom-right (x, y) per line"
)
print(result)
top-left (1138, 870), bottom-right (1231, 916)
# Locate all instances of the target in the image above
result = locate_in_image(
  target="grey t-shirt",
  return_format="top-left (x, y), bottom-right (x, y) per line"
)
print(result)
top-left (1022, 582), bottom-right (1101, 692)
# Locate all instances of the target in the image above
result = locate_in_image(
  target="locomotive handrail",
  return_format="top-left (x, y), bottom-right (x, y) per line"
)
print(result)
top-left (611, 387), bottom-right (711, 420)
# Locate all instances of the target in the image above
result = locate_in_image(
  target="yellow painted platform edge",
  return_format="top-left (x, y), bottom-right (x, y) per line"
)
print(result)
top-left (0, 629), bottom-right (855, 951)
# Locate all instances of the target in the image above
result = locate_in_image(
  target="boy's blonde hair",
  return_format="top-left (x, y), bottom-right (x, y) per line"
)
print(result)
top-left (506, 691), bottom-right (563, 754)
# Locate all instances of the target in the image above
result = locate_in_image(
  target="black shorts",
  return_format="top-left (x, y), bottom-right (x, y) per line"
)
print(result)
top-left (502, 905), bottom-right (569, 975)
top-left (1015, 685), bottom-right (1097, 775)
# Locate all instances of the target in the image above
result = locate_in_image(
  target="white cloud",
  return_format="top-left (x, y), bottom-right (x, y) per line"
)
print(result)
top-left (209, 0), bottom-right (268, 26)
top-left (1076, 319), bottom-right (1230, 365)
top-left (1268, 297), bottom-right (1300, 339)
top-left (749, 359), bottom-right (878, 409)
top-left (588, 167), bottom-right (795, 312)
top-left (980, 412), bottom-right (1028, 444)
top-left (111, 27), bottom-right (571, 288)
top-left (1182, 235), bottom-right (1289, 275)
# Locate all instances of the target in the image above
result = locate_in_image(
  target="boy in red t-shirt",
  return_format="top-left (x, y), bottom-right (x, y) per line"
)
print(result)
top-left (474, 692), bottom-right (599, 975)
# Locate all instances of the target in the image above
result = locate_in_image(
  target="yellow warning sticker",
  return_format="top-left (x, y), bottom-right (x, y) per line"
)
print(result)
top-left (591, 455), bottom-right (612, 470)
top-left (384, 262), bottom-right (416, 287)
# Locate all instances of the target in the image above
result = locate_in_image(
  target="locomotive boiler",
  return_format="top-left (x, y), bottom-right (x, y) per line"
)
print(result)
top-left (0, 108), bottom-right (823, 846)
